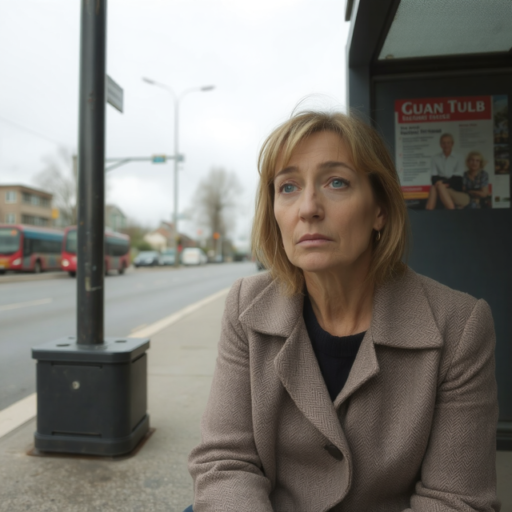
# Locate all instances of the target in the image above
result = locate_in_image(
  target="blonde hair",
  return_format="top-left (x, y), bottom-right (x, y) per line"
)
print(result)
top-left (251, 110), bottom-right (409, 295)
top-left (466, 150), bottom-right (487, 170)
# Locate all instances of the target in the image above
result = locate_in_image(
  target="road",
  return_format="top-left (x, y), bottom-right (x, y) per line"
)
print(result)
top-left (0, 262), bottom-right (259, 411)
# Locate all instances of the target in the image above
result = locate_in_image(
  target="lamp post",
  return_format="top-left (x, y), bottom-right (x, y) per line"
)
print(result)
top-left (142, 78), bottom-right (214, 267)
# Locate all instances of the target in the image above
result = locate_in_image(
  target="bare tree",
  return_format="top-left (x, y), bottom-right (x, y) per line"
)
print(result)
top-left (193, 167), bottom-right (243, 241)
top-left (33, 146), bottom-right (77, 226)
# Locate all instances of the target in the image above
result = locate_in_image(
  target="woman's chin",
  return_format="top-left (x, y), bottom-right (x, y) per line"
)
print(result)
top-left (293, 254), bottom-right (341, 274)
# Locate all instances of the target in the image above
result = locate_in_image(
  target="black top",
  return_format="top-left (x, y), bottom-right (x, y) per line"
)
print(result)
top-left (303, 296), bottom-right (365, 401)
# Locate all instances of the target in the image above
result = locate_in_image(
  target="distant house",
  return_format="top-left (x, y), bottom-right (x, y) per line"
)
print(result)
top-left (105, 204), bottom-right (128, 232)
top-left (143, 221), bottom-right (196, 251)
top-left (0, 184), bottom-right (54, 226)
top-left (143, 230), bottom-right (168, 251)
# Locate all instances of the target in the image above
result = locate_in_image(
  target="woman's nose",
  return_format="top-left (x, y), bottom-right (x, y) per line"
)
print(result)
top-left (298, 188), bottom-right (323, 221)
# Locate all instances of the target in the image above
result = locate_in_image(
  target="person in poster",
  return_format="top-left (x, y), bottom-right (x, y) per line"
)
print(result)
top-left (430, 133), bottom-right (464, 178)
top-left (427, 150), bottom-right (491, 209)
top-left (462, 151), bottom-right (491, 208)
top-left (426, 133), bottom-right (464, 210)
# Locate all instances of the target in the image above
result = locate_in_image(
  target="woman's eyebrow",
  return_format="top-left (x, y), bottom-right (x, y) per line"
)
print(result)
top-left (275, 161), bottom-right (355, 178)
top-left (318, 161), bottom-right (356, 173)
top-left (274, 166), bottom-right (298, 179)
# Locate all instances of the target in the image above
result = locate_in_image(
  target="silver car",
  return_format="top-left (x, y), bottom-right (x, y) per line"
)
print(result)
top-left (133, 251), bottom-right (159, 267)
top-left (159, 249), bottom-right (176, 266)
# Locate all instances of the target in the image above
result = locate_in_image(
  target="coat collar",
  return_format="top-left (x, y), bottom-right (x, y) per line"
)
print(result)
top-left (239, 268), bottom-right (443, 350)
top-left (238, 269), bottom-right (443, 453)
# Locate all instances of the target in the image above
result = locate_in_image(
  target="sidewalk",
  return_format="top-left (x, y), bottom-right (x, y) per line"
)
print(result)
top-left (0, 292), bottom-right (225, 512)
top-left (0, 292), bottom-right (511, 511)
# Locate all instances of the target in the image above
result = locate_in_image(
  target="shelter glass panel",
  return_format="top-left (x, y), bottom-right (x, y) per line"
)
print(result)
top-left (379, 0), bottom-right (512, 60)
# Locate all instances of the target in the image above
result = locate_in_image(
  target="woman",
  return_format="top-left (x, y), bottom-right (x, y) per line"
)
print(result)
top-left (462, 151), bottom-right (491, 209)
top-left (188, 111), bottom-right (499, 512)
top-left (426, 151), bottom-right (490, 210)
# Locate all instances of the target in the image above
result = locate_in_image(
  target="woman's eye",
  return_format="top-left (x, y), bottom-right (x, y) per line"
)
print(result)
top-left (280, 183), bottom-right (297, 194)
top-left (330, 178), bottom-right (348, 189)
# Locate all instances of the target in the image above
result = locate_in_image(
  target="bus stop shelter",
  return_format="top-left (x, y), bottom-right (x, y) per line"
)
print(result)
top-left (346, 0), bottom-right (512, 449)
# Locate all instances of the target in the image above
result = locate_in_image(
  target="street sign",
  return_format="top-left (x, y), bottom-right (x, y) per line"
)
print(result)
top-left (106, 75), bottom-right (124, 113)
top-left (152, 155), bottom-right (167, 163)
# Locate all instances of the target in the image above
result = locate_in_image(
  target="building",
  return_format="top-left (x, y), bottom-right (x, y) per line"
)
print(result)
top-left (143, 221), bottom-right (197, 251)
top-left (0, 184), bottom-right (53, 226)
top-left (105, 204), bottom-right (128, 232)
top-left (143, 222), bottom-right (174, 251)
top-left (143, 230), bottom-right (168, 251)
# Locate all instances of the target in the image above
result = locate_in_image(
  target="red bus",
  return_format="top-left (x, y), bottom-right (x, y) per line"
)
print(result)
top-left (61, 226), bottom-right (130, 277)
top-left (0, 224), bottom-right (64, 274)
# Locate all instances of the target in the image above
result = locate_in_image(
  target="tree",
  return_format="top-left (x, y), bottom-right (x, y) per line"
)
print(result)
top-left (120, 221), bottom-right (152, 251)
top-left (33, 146), bottom-right (77, 226)
top-left (192, 167), bottom-right (243, 242)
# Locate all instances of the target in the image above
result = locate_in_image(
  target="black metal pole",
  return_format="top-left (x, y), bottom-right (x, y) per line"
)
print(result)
top-left (77, 0), bottom-right (107, 345)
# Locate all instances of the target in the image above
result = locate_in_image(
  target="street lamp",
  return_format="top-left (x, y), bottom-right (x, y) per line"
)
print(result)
top-left (142, 77), bottom-right (215, 267)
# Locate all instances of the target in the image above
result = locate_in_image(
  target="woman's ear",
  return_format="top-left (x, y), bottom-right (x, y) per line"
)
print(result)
top-left (373, 204), bottom-right (386, 232)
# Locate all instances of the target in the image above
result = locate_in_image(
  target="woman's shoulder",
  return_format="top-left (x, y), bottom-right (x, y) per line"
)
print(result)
top-left (413, 270), bottom-right (477, 306)
top-left (225, 272), bottom-right (275, 315)
top-left (409, 270), bottom-right (489, 326)
top-left (225, 273), bottom-right (300, 335)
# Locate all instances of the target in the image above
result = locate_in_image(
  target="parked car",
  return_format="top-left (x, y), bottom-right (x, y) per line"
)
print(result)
top-left (159, 249), bottom-right (176, 266)
top-left (181, 247), bottom-right (207, 266)
top-left (133, 250), bottom-right (159, 267)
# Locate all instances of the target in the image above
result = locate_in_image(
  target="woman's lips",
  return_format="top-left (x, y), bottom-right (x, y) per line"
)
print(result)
top-left (297, 234), bottom-right (333, 246)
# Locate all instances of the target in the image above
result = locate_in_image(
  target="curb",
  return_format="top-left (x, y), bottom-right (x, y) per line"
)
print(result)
top-left (0, 265), bottom-right (186, 284)
top-left (0, 272), bottom-right (70, 284)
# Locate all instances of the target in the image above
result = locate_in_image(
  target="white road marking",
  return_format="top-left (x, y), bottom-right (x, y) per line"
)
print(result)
top-left (130, 323), bottom-right (147, 332)
top-left (0, 298), bottom-right (52, 312)
top-left (0, 393), bottom-right (36, 439)
top-left (0, 287), bottom-right (230, 440)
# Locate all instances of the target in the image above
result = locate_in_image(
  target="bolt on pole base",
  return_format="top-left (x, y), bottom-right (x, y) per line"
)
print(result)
top-left (32, 337), bottom-right (150, 456)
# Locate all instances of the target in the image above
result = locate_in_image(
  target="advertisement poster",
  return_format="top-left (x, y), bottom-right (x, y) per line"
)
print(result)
top-left (395, 95), bottom-right (509, 210)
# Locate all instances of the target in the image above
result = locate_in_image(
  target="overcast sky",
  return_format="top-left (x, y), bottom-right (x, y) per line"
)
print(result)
top-left (0, 0), bottom-right (350, 242)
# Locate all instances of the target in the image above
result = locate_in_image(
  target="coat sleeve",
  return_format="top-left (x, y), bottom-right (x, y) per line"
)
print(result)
top-left (405, 299), bottom-right (501, 512)
top-left (188, 279), bottom-right (274, 512)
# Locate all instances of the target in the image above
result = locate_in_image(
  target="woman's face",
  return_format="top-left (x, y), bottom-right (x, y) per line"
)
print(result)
top-left (273, 131), bottom-right (385, 275)
top-left (468, 155), bottom-right (482, 173)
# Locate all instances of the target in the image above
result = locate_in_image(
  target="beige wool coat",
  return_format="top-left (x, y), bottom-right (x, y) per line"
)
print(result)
top-left (188, 269), bottom-right (500, 512)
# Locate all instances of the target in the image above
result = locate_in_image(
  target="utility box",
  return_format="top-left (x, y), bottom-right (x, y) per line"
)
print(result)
top-left (32, 337), bottom-right (150, 456)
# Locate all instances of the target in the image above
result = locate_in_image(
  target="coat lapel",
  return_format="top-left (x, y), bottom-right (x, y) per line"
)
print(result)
top-left (332, 269), bottom-right (444, 409)
top-left (334, 269), bottom-right (443, 407)
top-left (273, 317), bottom-right (349, 450)
top-left (333, 328), bottom-right (379, 409)
top-left (240, 280), bottom-right (349, 450)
